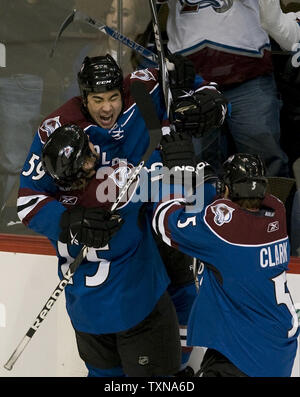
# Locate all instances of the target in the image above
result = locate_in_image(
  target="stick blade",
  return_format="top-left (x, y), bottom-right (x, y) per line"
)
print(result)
top-left (49, 9), bottom-right (76, 58)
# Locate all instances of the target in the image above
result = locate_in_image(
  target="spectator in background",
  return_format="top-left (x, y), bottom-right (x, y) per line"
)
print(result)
top-left (104, 0), bottom-right (151, 74)
top-left (259, 0), bottom-right (300, 52)
top-left (63, 0), bottom-right (151, 100)
top-left (259, 0), bottom-right (300, 258)
top-left (159, 0), bottom-right (290, 177)
top-left (263, 0), bottom-right (300, 174)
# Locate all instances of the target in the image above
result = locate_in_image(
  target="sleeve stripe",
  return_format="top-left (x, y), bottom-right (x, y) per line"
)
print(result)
top-left (152, 198), bottom-right (186, 245)
top-left (17, 197), bottom-right (39, 213)
top-left (17, 194), bottom-right (54, 222)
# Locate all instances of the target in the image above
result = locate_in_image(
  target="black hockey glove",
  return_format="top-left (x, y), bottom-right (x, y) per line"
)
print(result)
top-left (167, 53), bottom-right (196, 93)
top-left (160, 131), bottom-right (196, 170)
top-left (172, 85), bottom-right (228, 137)
top-left (59, 206), bottom-right (124, 248)
top-left (160, 131), bottom-right (197, 188)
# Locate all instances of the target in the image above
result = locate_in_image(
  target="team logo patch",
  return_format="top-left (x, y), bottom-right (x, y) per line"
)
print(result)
top-left (39, 116), bottom-right (61, 143)
top-left (211, 203), bottom-right (235, 226)
top-left (108, 165), bottom-right (131, 188)
top-left (267, 221), bottom-right (279, 233)
top-left (130, 69), bottom-right (155, 81)
top-left (95, 161), bottom-right (139, 210)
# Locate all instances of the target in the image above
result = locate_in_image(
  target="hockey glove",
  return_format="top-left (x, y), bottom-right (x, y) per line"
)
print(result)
top-left (59, 206), bottom-right (124, 248)
top-left (160, 131), bottom-right (197, 189)
top-left (160, 131), bottom-right (196, 170)
top-left (172, 85), bottom-right (228, 137)
top-left (167, 53), bottom-right (196, 93)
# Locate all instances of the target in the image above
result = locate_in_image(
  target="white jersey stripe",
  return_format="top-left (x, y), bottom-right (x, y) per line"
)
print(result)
top-left (153, 199), bottom-right (185, 245)
top-left (17, 195), bottom-right (50, 221)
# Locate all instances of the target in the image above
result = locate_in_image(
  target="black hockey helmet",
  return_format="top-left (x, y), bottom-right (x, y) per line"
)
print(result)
top-left (41, 124), bottom-right (94, 187)
top-left (222, 153), bottom-right (268, 200)
top-left (77, 54), bottom-right (123, 103)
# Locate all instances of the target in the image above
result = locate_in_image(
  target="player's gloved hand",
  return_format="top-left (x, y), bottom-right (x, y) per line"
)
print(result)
top-left (160, 131), bottom-right (196, 169)
top-left (167, 53), bottom-right (196, 93)
top-left (160, 131), bottom-right (197, 187)
top-left (172, 84), bottom-right (228, 137)
top-left (59, 206), bottom-right (124, 248)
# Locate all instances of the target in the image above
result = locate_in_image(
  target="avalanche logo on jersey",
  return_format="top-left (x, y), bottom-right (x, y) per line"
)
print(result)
top-left (211, 203), bottom-right (235, 226)
top-left (108, 165), bottom-right (132, 188)
top-left (130, 69), bottom-right (156, 82)
top-left (95, 161), bottom-right (140, 210)
top-left (38, 116), bottom-right (61, 144)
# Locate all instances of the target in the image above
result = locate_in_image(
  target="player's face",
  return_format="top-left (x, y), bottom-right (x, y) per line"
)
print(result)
top-left (87, 89), bottom-right (123, 129)
top-left (106, 0), bottom-right (136, 38)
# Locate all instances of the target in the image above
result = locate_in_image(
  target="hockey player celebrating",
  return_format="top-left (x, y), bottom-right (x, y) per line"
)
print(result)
top-left (17, 54), bottom-right (228, 376)
top-left (154, 135), bottom-right (300, 377)
top-left (37, 123), bottom-right (182, 376)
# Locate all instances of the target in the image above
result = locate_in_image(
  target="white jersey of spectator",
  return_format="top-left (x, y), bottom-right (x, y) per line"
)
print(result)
top-left (165, 0), bottom-right (270, 58)
top-left (259, 0), bottom-right (300, 51)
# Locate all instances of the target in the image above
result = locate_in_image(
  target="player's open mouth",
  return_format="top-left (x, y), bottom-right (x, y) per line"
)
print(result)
top-left (99, 115), bottom-right (113, 127)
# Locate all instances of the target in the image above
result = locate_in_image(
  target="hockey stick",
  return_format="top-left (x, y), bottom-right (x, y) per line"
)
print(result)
top-left (112, 81), bottom-right (162, 210)
top-left (130, 80), bottom-right (162, 162)
top-left (49, 9), bottom-right (158, 66)
top-left (49, 9), bottom-right (78, 58)
top-left (3, 81), bottom-right (162, 372)
top-left (148, 0), bottom-right (174, 117)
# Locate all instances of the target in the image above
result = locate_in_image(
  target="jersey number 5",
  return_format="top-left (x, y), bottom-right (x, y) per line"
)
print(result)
top-left (272, 272), bottom-right (299, 338)
top-left (58, 242), bottom-right (110, 287)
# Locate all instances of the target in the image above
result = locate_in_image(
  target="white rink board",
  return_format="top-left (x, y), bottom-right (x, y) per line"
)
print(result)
top-left (0, 250), bottom-right (299, 377)
top-left (0, 251), bottom-right (87, 377)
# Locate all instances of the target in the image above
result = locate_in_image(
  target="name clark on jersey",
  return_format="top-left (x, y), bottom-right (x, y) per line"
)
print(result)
top-left (260, 242), bottom-right (288, 268)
